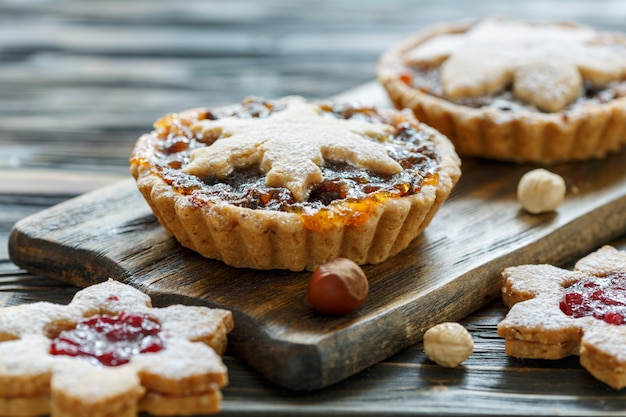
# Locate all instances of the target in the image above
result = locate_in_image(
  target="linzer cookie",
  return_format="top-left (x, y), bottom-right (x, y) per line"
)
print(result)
top-left (0, 279), bottom-right (233, 417)
top-left (130, 96), bottom-right (461, 271)
top-left (497, 245), bottom-right (626, 389)
top-left (378, 17), bottom-right (626, 163)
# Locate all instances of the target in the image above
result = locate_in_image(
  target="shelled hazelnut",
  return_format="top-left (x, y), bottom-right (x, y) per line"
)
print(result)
top-left (517, 168), bottom-right (566, 214)
top-left (423, 322), bottom-right (474, 368)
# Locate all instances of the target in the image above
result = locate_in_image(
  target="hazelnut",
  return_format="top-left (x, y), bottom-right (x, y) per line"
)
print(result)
top-left (517, 168), bottom-right (566, 214)
top-left (307, 258), bottom-right (369, 315)
top-left (423, 322), bottom-right (474, 368)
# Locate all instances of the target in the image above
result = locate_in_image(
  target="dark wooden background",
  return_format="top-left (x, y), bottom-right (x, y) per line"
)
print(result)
top-left (2, 0), bottom-right (626, 415)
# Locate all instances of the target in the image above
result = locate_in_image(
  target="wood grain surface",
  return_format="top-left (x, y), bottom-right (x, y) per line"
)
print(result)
top-left (4, 0), bottom-right (626, 415)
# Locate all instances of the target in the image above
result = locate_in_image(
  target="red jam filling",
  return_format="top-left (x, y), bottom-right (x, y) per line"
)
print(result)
top-left (559, 272), bottom-right (626, 325)
top-left (50, 312), bottom-right (164, 366)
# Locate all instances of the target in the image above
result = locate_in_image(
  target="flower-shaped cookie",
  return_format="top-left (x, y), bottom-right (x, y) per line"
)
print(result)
top-left (497, 245), bottom-right (626, 389)
top-left (0, 279), bottom-right (233, 417)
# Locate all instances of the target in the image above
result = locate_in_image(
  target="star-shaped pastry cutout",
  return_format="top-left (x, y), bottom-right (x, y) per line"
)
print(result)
top-left (407, 18), bottom-right (626, 112)
top-left (182, 96), bottom-right (403, 202)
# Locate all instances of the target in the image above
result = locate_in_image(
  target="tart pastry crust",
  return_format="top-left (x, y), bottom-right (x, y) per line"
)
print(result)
top-left (130, 96), bottom-right (461, 271)
top-left (378, 17), bottom-right (626, 164)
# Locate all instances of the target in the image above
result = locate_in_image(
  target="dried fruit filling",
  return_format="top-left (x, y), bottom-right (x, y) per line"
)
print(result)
top-left (50, 312), bottom-right (164, 366)
top-left (145, 98), bottom-right (440, 216)
top-left (402, 66), bottom-right (626, 113)
top-left (559, 272), bottom-right (626, 325)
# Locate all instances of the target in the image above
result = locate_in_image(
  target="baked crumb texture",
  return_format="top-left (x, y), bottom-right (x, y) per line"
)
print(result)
top-left (497, 246), bottom-right (626, 389)
top-left (378, 17), bottom-right (626, 164)
top-left (0, 279), bottom-right (234, 417)
top-left (130, 96), bottom-right (461, 271)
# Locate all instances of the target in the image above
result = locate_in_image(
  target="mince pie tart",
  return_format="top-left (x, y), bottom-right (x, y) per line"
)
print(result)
top-left (378, 17), bottom-right (626, 164)
top-left (130, 96), bottom-right (461, 271)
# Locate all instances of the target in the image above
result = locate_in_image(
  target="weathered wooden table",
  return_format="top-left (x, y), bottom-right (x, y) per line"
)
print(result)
top-left (3, 1), bottom-right (626, 415)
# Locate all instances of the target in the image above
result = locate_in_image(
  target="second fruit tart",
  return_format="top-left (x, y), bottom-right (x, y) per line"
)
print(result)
top-left (378, 17), bottom-right (626, 164)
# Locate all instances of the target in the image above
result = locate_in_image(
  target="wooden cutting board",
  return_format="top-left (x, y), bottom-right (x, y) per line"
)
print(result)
top-left (8, 83), bottom-right (626, 391)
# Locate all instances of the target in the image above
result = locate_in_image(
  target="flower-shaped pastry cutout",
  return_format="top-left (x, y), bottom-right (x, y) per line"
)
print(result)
top-left (497, 245), bottom-right (626, 389)
top-left (407, 17), bottom-right (626, 112)
top-left (183, 96), bottom-right (403, 202)
top-left (0, 279), bottom-right (233, 417)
